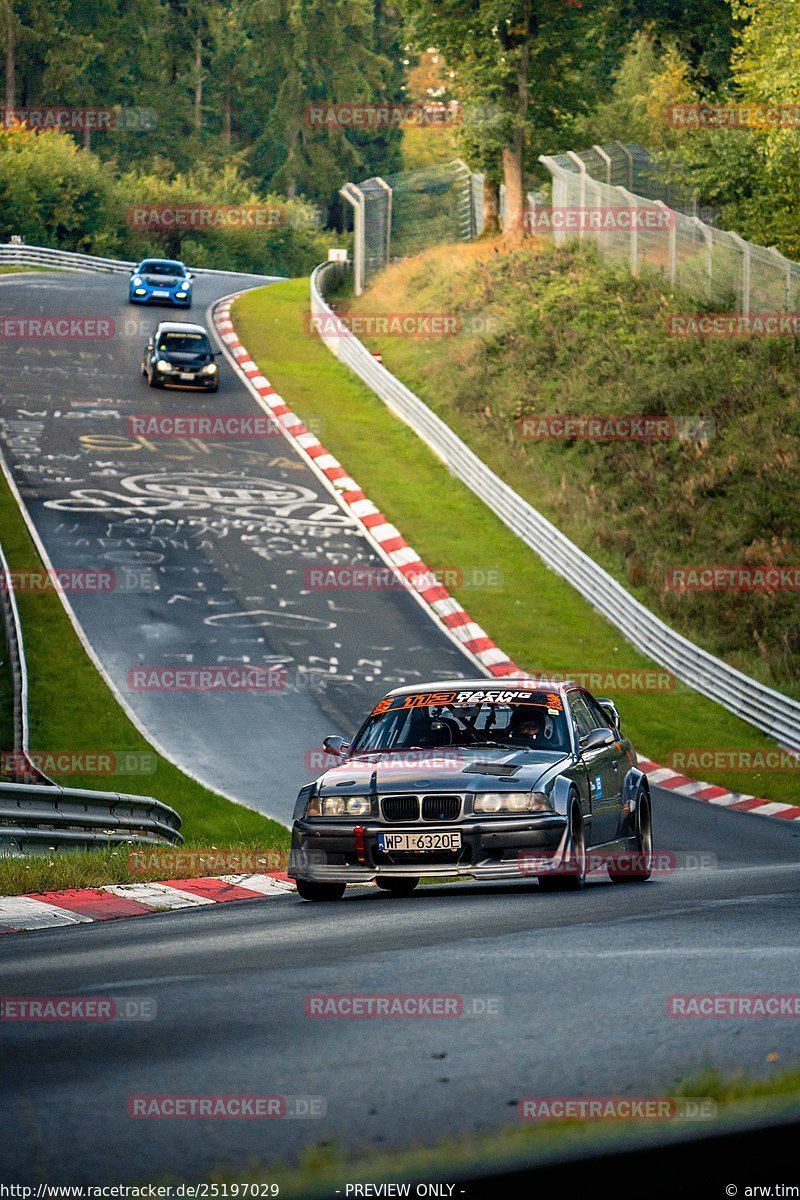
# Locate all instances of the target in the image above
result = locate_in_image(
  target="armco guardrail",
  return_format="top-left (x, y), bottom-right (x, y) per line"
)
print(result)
top-left (0, 781), bottom-right (182, 854)
top-left (0, 540), bottom-right (51, 785)
top-left (0, 242), bottom-right (276, 280)
top-left (310, 260), bottom-right (800, 749)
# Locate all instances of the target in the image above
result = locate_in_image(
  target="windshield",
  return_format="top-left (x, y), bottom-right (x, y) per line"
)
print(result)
top-left (139, 260), bottom-right (186, 276)
top-left (351, 688), bottom-right (571, 754)
top-left (157, 331), bottom-right (212, 355)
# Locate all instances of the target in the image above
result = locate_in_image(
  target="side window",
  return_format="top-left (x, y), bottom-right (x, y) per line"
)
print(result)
top-left (568, 694), bottom-right (595, 739)
top-left (583, 694), bottom-right (614, 730)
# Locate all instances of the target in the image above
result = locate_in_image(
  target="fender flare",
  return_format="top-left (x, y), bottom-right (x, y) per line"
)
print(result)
top-left (550, 773), bottom-right (589, 825)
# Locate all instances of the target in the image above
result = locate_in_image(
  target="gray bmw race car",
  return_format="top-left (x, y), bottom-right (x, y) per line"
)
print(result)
top-left (289, 678), bottom-right (653, 901)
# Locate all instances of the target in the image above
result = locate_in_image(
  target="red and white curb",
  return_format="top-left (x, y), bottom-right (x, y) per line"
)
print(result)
top-left (0, 874), bottom-right (295, 934)
top-left (210, 298), bottom-right (797, 828)
top-left (637, 759), bottom-right (800, 821)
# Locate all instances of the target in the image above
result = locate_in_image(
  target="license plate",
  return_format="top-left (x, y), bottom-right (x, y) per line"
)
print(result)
top-left (377, 830), bottom-right (462, 853)
top-left (179, 372), bottom-right (195, 380)
top-left (153, 289), bottom-right (170, 297)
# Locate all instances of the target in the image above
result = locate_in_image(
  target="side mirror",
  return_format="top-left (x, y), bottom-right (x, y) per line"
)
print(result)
top-left (581, 727), bottom-right (615, 753)
top-left (597, 698), bottom-right (621, 730)
top-left (214, 349), bottom-right (222, 357)
top-left (322, 735), bottom-right (349, 758)
top-left (146, 341), bottom-right (153, 350)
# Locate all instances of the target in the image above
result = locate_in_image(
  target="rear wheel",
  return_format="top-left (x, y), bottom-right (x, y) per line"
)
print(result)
top-left (609, 788), bottom-right (652, 883)
top-left (376, 877), bottom-right (419, 897)
top-left (295, 879), bottom-right (345, 902)
top-left (538, 800), bottom-right (586, 892)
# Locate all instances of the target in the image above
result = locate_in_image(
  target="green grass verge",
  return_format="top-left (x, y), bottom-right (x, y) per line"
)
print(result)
top-left (0, 466), bottom-right (288, 895)
top-left (204, 1068), bottom-right (800, 1193)
top-left (0, 265), bottom-right (47, 274)
top-left (348, 239), bottom-right (800, 701)
top-left (231, 279), bottom-right (798, 804)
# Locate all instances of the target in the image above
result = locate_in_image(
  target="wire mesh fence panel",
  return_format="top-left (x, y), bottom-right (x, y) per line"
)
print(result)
top-left (749, 243), bottom-right (793, 314)
top-left (386, 161), bottom-right (478, 259)
top-left (360, 177), bottom-right (391, 288)
top-left (540, 144), bottom-right (800, 315)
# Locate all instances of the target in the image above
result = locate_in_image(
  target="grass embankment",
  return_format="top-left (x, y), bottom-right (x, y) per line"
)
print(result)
top-left (232, 278), bottom-right (798, 804)
top-left (213, 1068), bottom-right (800, 1194)
top-left (0, 469), bottom-right (288, 896)
top-left (347, 238), bottom-right (800, 703)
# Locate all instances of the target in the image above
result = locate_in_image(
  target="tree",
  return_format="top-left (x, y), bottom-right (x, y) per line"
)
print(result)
top-left (404, 0), bottom-right (592, 237)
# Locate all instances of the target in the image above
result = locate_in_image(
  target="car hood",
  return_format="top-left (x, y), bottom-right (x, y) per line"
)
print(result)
top-left (159, 350), bottom-right (212, 365)
top-left (317, 745), bottom-right (572, 796)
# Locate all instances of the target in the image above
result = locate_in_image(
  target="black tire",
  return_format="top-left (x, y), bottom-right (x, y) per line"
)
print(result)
top-left (376, 877), bottom-right (419, 897)
top-left (538, 799), bottom-right (586, 892)
top-left (295, 878), bottom-right (345, 902)
top-left (147, 370), bottom-right (162, 389)
top-left (609, 788), bottom-right (653, 883)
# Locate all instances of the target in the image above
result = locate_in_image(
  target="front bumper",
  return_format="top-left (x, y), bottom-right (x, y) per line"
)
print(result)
top-left (130, 290), bottom-right (191, 307)
top-left (154, 370), bottom-right (218, 389)
top-left (289, 815), bottom-right (571, 883)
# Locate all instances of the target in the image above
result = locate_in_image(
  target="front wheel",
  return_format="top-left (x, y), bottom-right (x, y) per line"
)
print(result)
top-left (376, 877), bottom-right (419, 898)
top-left (295, 878), bottom-right (345, 902)
top-left (609, 789), bottom-right (652, 883)
top-left (538, 801), bottom-right (586, 892)
top-left (147, 370), bottom-right (162, 389)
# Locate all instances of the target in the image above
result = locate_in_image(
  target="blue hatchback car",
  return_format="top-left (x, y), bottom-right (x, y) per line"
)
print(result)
top-left (129, 259), bottom-right (193, 308)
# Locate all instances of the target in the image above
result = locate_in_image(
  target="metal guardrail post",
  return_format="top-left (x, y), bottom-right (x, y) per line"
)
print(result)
top-left (593, 144), bottom-right (613, 186)
top-left (566, 152), bottom-right (588, 241)
top-left (339, 183), bottom-right (365, 295)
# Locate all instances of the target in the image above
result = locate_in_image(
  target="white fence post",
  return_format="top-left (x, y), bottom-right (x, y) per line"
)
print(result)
top-left (728, 231), bottom-right (751, 315)
top-left (619, 187), bottom-right (638, 274)
top-left (339, 182), bottom-right (365, 295)
top-left (566, 151), bottom-right (587, 241)
top-left (656, 199), bottom-right (676, 287)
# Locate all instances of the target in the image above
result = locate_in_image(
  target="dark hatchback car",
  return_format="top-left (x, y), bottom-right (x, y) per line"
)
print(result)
top-left (289, 678), bottom-right (653, 901)
top-left (141, 321), bottom-right (221, 391)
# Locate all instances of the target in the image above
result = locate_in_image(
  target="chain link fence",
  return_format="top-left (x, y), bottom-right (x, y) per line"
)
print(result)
top-left (537, 144), bottom-right (800, 316)
top-left (340, 160), bottom-right (484, 294)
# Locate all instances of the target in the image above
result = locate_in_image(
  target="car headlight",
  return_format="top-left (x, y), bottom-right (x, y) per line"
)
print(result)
top-left (473, 791), bottom-right (552, 814)
top-left (134, 288), bottom-right (147, 296)
top-left (305, 795), bottom-right (372, 818)
top-left (201, 363), bottom-right (218, 375)
top-left (132, 277), bottom-right (143, 286)
top-left (156, 359), bottom-right (172, 372)
top-left (175, 291), bottom-right (187, 299)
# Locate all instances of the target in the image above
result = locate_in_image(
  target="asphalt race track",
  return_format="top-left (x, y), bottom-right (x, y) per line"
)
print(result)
top-left (0, 803), bottom-right (798, 1183)
top-left (0, 268), bottom-right (798, 1185)
top-left (0, 269), bottom-right (471, 819)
